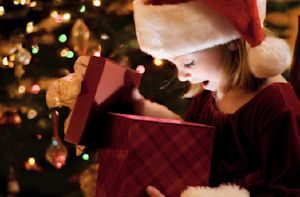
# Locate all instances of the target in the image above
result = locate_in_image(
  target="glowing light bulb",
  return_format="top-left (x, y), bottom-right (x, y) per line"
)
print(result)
top-left (79, 5), bottom-right (86, 13)
top-left (26, 21), bottom-right (34, 33)
top-left (93, 51), bottom-right (101, 57)
top-left (153, 58), bottom-right (164, 66)
top-left (51, 10), bottom-right (58, 18)
top-left (27, 109), bottom-right (37, 119)
top-left (101, 33), bottom-right (109, 40)
top-left (36, 134), bottom-right (42, 140)
top-left (82, 153), bottom-right (89, 161)
top-left (13, 115), bottom-right (22, 124)
top-left (51, 139), bottom-right (58, 146)
top-left (2, 57), bottom-right (9, 66)
top-left (66, 51), bottom-right (74, 58)
top-left (63, 13), bottom-right (71, 21)
top-left (60, 48), bottom-right (68, 57)
top-left (18, 85), bottom-right (26, 94)
top-left (136, 65), bottom-right (145, 74)
top-left (31, 45), bottom-right (39, 54)
top-left (29, 1), bottom-right (37, 7)
top-left (31, 84), bottom-right (40, 94)
top-left (0, 6), bottom-right (5, 16)
top-left (8, 62), bottom-right (14, 68)
top-left (93, 0), bottom-right (101, 7)
top-left (28, 157), bottom-right (36, 166)
top-left (13, 0), bottom-right (20, 5)
top-left (20, 0), bottom-right (26, 5)
top-left (9, 55), bottom-right (16, 61)
top-left (58, 34), bottom-right (67, 43)
top-left (56, 162), bottom-right (62, 169)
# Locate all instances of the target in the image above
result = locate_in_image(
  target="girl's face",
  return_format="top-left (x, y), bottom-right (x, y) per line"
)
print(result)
top-left (168, 46), bottom-right (225, 91)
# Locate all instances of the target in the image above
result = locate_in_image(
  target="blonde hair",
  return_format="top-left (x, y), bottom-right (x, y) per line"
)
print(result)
top-left (220, 39), bottom-right (265, 92)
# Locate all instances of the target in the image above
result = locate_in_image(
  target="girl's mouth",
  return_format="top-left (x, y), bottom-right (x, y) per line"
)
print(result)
top-left (202, 80), bottom-right (209, 85)
top-left (201, 80), bottom-right (210, 89)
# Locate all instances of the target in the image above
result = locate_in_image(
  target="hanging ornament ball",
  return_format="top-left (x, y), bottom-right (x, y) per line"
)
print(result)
top-left (45, 137), bottom-right (68, 169)
top-left (7, 166), bottom-right (20, 195)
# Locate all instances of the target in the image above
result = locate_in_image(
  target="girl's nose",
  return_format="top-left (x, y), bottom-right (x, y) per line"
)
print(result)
top-left (178, 71), bottom-right (191, 82)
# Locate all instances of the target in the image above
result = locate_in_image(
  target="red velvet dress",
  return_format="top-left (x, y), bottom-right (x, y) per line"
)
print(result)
top-left (185, 82), bottom-right (300, 196)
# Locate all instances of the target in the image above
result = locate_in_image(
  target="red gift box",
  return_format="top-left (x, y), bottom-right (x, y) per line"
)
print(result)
top-left (96, 113), bottom-right (215, 197)
top-left (65, 56), bottom-right (141, 146)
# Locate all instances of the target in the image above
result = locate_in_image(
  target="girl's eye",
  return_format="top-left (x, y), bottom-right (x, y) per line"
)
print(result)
top-left (184, 60), bottom-right (195, 68)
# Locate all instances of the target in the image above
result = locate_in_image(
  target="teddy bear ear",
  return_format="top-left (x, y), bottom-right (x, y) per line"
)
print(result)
top-left (247, 36), bottom-right (292, 78)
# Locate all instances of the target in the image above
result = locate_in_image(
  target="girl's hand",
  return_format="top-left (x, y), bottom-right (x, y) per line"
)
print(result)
top-left (146, 186), bottom-right (165, 197)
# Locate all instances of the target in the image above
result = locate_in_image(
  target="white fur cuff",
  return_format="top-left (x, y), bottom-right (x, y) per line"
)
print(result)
top-left (181, 184), bottom-right (250, 197)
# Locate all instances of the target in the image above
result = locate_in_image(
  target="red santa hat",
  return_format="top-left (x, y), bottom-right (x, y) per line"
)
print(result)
top-left (133, 0), bottom-right (291, 78)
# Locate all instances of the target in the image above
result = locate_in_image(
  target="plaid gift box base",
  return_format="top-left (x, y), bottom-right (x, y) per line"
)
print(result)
top-left (96, 113), bottom-right (215, 197)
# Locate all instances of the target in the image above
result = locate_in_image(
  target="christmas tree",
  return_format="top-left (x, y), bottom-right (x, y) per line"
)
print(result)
top-left (0, 0), bottom-right (298, 196)
top-left (0, 0), bottom-right (189, 196)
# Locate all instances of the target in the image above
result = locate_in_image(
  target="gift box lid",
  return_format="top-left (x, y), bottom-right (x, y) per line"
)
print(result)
top-left (64, 56), bottom-right (142, 146)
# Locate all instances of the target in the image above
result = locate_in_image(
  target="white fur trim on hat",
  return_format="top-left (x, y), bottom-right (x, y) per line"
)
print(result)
top-left (180, 184), bottom-right (250, 197)
top-left (248, 36), bottom-right (291, 78)
top-left (133, 0), bottom-right (266, 59)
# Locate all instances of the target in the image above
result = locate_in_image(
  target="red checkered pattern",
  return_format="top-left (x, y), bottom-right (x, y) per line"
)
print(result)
top-left (96, 113), bottom-right (215, 197)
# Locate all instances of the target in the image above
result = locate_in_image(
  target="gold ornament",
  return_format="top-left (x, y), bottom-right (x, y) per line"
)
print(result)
top-left (7, 166), bottom-right (20, 195)
top-left (70, 19), bottom-right (90, 56)
top-left (45, 137), bottom-right (68, 169)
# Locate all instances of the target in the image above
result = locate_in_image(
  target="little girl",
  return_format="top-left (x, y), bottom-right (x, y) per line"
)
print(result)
top-left (46, 0), bottom-right (300, 195)
top-left (131, 0), bottom-right (300, 196)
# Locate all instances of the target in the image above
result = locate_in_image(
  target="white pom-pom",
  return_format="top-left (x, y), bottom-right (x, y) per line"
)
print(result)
top-left (248, 36), bottom-right (291, 78)
top-left (181, 184), bottom-right (250, 197)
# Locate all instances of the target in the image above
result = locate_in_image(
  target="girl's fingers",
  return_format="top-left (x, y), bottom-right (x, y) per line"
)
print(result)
top-left (146, 186), bottom-right (165, 197)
